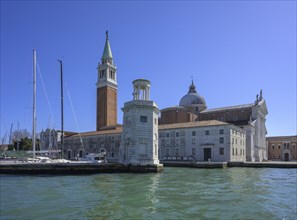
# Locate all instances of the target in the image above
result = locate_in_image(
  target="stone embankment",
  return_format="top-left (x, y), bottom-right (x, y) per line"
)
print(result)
top-left (161, 161), bottom-right (297, 169)
top-left (0, 162), bottom-right (164, 174)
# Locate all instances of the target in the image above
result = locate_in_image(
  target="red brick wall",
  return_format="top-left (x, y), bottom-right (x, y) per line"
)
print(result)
top-left (160, 109), bottom-right (197, 124)
top-left (97, 86), bottom-right (117, 130)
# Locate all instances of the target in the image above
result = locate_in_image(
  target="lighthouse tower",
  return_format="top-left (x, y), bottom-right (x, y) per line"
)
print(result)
top-left (96, 31), bottom-right (117, 131)
top-left (120, 79), bottom-right (160, 165)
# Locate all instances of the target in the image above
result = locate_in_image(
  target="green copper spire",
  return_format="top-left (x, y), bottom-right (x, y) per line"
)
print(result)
top-left (101, 31), bottom-right (113, 60)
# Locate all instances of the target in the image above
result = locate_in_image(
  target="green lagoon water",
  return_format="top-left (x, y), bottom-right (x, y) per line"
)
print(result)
top-left (1, 167), bottom-right (296, 220)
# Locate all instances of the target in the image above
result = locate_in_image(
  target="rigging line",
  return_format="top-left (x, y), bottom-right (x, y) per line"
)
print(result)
top-left (65, 83), bottom-right (85, 150)
top-left (36, 60), bottom-right (55, 128)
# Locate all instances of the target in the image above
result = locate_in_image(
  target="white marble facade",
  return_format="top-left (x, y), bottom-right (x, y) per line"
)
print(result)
top-left (120, 79), bottom-right (160, 165)
top-left (159, 121), bottom-right (246, 162)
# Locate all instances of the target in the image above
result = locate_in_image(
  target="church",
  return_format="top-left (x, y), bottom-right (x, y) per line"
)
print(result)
top-left (61, 32), bottom-right (268, 163)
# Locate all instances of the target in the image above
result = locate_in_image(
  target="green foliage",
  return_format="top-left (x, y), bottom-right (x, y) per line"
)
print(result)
top-left (12, 138), bottom-right (40, 151)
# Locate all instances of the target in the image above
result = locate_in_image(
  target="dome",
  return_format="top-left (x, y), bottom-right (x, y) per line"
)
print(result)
top-left (179, 80), bottom-right (207, 113)
top-left (179, 93), bottom-right (206, 106)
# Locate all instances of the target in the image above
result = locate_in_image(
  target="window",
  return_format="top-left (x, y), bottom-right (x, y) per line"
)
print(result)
top-left (219, 129), bottom-right (224, 134)
top-left (176, 132), bottom-right (179, 137)
top-left (175, 148), bottom-right (180, 156)
top-left (192, 138), bottom-right (196, 144)
top-left (192, 148), bottom-right (196, 155)
top-left (219, 137), bottom-right (224, 143)
top-left (232, 138), bottom-right (234, 145)
top-left (278, 145), bottom-right (281, 149)
top-left (192, 131), bottom-right (196, 136)
top-left (166, 140), bottom-right (170, 146)
top-left (166, 133), bottom-right (169, 138)
top-left (154, 118), bottom-right (157, 125)
top-left (140, 116), bottom-right (147, 123)
top-left (232, 148), bottom-right (234, 155)
top-left (205, 130), bottom-right (210, 135)
top-left (219, 148), bottom-right (224, 155)
top-left (272, 145), bottom-right (275, 149)
top-left (236, 148), bottom-right (238, 155)
top-left (293, 144), bottom-right (296, 150)
top-left (166, 148), bottom-right (170, 156)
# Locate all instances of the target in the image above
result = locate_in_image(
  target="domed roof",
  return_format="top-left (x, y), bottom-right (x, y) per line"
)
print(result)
top-left (179, 80), bottom-right (206, 110)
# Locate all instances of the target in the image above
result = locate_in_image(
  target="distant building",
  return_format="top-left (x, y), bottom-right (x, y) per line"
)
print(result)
top-left (63, 127), bottom-right (122, 162)
top-left (96, 31), bottom-right (118, 131)
top-left (120, 79), bottom-right (160, 165)
top-left (62, 32), bottom-right (268, 164)
top-left (159, 80), bottom-right (268, 162)
top-left (267, 136), bottom-right (297, 161)
top-left (159, 121), bottom-right (246, 162)
top-left (40, 129), bottom-right (62, 151)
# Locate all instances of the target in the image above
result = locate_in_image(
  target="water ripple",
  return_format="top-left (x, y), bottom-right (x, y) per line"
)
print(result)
top-left (1, 168), bottom-right (296, 220)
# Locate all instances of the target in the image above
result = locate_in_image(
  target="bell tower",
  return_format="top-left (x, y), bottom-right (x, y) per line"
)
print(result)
top-left (96, 31), bottom-right (118, 130)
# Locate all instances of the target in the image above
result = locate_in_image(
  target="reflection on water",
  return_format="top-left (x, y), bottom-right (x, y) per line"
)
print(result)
top-left (1, 168), bottom-right (296, 220)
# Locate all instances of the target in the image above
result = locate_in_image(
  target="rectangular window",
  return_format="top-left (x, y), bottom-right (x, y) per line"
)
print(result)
top-left (219, 148), bottom-right (224, 155)
top-left (192, 148), bottom-right (196, 155)
top-left (166, 140), bottom-right (170, 146)
top-left (219, 137), bottom-right (224, 143)
top-left (175, 148), bottom-right (180, 156)
top-left (205, 130), bottom-right (210, 135)
top-left (166, 148), bottom-right (170, 156)
top-left (192, 131), bottom-right (196, 136)
top-left (140, 116), bottom-right (147, 123)
top-left (192, 138), bottom-right (196, 144)
top-left (232, 148), bottom-right (234, 155)
top-left (166, 133), bottom-right (169, 138)
top-left (219, 129), bottom-right (224, 134)
top-left (176, 132), bottom-right (179, 137)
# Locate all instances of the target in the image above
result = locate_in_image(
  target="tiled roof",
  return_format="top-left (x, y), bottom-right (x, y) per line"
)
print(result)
top-left (201, 103), bottom-right (254, 113)
top-left (159, 120), bottom-right (229, 130)
top-left (266, 135), bottom-right (297, 141)
top-left (65, 126), bottom-right (123, 138)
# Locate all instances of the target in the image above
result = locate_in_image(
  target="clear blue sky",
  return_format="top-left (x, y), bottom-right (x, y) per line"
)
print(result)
top-left (1, 1), bottom-right (296, 142)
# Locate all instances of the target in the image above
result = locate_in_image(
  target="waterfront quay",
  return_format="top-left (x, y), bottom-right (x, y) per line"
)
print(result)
top-left (1, 160), bottom-right (296, 175)
top-left (0, 162), bottom-right (164, 174)
top-left (161, 160), bottom-right (297, 169)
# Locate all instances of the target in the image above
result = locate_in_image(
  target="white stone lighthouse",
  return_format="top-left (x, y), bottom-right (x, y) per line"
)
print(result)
top-left (120, 79), bottom-right (160, 165)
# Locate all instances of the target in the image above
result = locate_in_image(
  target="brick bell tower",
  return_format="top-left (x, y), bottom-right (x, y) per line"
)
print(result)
top-left (96, 31), bottom-right (117, 131)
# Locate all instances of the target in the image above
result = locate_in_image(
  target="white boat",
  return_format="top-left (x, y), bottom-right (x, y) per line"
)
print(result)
top-left (77, 153), bottom-right (106, 164)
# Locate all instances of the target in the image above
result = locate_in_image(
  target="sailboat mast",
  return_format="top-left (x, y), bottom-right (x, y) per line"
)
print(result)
top-left (32, 49), bottom-right (37, 158)
top-left (57, 60), bottom-right (64, 159)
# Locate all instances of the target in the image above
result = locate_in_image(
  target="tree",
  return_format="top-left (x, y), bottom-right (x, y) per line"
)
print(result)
top-left (11, 129), bottom-right (31, 141)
